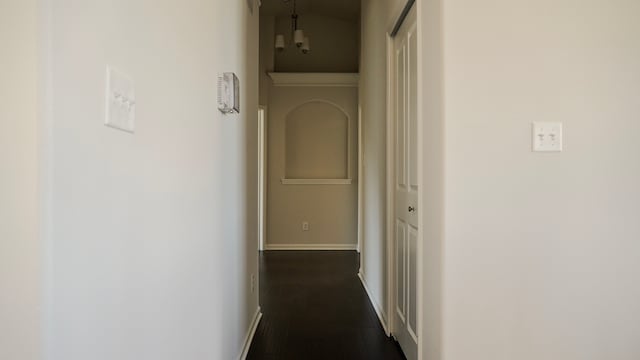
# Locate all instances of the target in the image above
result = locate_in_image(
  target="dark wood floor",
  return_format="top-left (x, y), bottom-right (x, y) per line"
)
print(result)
top-left (247, 251), bottom-right (406, 360)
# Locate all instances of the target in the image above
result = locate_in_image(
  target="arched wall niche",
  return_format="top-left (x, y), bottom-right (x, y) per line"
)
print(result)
top-left (284, 100), bottom-right (350, 180)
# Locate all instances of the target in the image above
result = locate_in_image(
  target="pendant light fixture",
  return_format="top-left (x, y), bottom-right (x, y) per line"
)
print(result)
top-left (275, 0), bottom-right (310, 54)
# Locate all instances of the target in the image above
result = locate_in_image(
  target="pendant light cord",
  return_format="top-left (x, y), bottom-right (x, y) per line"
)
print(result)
top-left (292, 0), bottom-right (298, 31)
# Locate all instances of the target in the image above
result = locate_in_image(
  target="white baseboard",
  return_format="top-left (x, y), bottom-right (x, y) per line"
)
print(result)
top-left (238, 307), bottom-right (262, 360)
top-left (358, 272), bottom-right (390, 336)
top-left (265, 243), bottom-right (358, 251)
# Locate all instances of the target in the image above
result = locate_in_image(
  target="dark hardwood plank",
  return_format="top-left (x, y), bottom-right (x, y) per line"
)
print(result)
top-left (247, 251), bottom-right (406, 360)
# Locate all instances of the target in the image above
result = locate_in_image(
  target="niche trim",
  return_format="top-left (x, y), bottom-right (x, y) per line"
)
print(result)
top-left (281, 179), bottom-right (352, 185)
top-left (281, 99), bottom-right (353, 185)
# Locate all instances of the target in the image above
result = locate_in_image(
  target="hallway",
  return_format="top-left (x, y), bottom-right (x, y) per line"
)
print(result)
top-left (247, 251), bottom-right (405, 360)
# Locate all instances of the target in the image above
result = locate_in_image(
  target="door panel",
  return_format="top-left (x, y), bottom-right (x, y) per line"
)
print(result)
top-left (396, 220), bottom-right (406, 319)
top-left (396, 46), bottom-right (406, 189)
top-left (408, 30), bottom-right (419, 191)
top-left (408, 225), bottom-right (418, 337)
top-left (392, 4), bottom-right (418, 360)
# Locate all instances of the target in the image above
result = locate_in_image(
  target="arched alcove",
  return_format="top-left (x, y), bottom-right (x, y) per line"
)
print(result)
top-left (285, 101), bottom-right (349, 180)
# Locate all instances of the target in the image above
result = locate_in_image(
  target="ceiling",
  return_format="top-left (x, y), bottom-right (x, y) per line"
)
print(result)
top-left (260, 0), bottom-right (360, 22)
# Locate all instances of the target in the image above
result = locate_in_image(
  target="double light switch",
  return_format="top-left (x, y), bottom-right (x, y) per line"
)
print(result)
top-left (532, 122), bottom-right (563, 152)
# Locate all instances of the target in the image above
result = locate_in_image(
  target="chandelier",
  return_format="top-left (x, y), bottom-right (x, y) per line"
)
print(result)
top-left (274, 0), bottom-right (310, 54)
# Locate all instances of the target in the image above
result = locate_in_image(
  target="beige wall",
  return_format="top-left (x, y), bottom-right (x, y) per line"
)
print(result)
top-left (267, 86), bottom-right (358, 248)
top-left (388, 0), bottom-right (409, 29)
top-left (259, 15), bottom-right (275, 106)
top-left (274, 14), bottom-right (359, 73)
top-left (0, 1), bottom-right (41, 359)
top-left (441, 0), bottom-right (640, 359)
top-left (285, 102), bottom-right (350, 179)
top-left (43, 1), bottom-right (259, 359)
top-left (262, 8), bottom-right (360, 249)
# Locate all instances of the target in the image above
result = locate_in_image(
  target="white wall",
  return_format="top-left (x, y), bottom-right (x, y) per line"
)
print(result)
top-left (43, 1), bottom-right (259, 359)
top-left (418, 0), bottom-right (445, 359)
top-left (0, 1), bottom-right (41, 359)
top-left (220, 4), bottom-right (261, 359)
top-left (441, 0), bottom-right (640, 359)
top-left (358, 0), bottom-right (391, 329)
top-left (366, 1), bottom-right (640, 359)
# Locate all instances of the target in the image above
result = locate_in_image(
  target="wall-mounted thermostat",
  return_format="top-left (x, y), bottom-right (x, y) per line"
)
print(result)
top-left (218, 72), bottom-right (240, 114)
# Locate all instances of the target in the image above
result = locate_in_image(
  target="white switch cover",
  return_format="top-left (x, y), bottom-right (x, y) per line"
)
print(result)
top-left (105, 66), bottom-right (135, 133)
top-left (532, 122), bottom-right (562, 152)
top-left (302, 222), bottom-right (309, 231)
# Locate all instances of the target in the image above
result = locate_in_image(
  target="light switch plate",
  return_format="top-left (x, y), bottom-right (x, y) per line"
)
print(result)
top-left (105, 66), bottom-right (135, 133)
top-left (532, 122), bottom-right (562, 152)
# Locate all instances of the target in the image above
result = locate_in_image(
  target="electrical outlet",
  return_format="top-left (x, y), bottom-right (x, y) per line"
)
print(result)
top-left (250, 274), bottom-right (256, 293)
top-left (302, 221), bottom-right (309, 231)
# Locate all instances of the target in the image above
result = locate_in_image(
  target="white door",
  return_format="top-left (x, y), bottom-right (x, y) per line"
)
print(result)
top-left (392, 4), bottom-right (418, 360)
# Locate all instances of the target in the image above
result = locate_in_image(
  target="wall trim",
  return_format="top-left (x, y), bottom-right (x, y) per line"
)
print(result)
top-left (281, 178), bottom-right (352, 185)
top-left (358, 272), bottom-right (390, 336)
top-left (238, 307), bottom-right (262, 360)
top-left (268, 72), bottom-right (359, 87)
top-left (265, 244), bottom-right (358, 251)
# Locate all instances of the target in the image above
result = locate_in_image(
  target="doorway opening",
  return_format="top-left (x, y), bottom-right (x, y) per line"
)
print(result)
top-left (248, 0), bottom-right (421, 359)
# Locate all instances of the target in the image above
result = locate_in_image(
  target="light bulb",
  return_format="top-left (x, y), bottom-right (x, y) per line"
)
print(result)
top-left (301, 37), bottom-right (310, 54)
top-left (294, 30), bottom-right (304, 47)
top-left (275, 34), bottom-right (285, 51)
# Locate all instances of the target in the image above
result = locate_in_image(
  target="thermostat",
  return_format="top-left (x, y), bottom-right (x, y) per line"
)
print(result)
top-left (218, 72), bottom-right (240, 114)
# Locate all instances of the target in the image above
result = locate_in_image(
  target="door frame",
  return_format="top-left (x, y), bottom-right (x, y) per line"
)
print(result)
top-left (385, 29), bottom-right (396, 340)
top-left (385, 1), bottom-right (423, 359)
top-left (258, 106), bottom-right (267, 251)
top-left (357, 105), bottom-right (363, 255)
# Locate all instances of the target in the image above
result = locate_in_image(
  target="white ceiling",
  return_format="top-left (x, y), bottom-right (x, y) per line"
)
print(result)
top-left (260, 0), bottom-right (360, 22)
